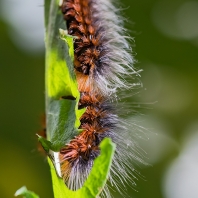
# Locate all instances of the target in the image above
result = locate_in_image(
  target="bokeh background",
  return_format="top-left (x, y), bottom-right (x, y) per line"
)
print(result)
top-left (0, 0), bottom-right (198, 197)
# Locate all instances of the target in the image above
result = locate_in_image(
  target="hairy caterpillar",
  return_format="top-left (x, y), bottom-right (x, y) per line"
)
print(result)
top-left (48, 0), bottom-right (143, 197)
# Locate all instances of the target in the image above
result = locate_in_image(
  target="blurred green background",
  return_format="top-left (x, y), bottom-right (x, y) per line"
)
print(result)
top-left (0, 0), bottom-right (198, 197)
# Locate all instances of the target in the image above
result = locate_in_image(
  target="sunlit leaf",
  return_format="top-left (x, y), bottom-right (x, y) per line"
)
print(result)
top-left (44, 0), bottom-right (83, 150)
top-left (49, 138), bottom-right (115, 198)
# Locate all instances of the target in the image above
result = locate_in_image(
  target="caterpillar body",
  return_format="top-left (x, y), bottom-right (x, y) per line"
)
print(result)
top-left (57, 0), bottom-right (142, 197)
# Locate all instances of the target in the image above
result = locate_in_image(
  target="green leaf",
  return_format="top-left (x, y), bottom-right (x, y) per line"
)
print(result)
top-left (45, 0), bottom-right (78, 100)
top-left (47, 99), bottom-right (77, 151)
top-left (38, 98), bottom-right (85, 152)
top-left (15, 186), bottom-right (39, 198)
top-left (44, 0), bottom-right (85, 150)
top-left (49, 138), bottom-right (115, 198)
top-left (37, 135), bottom-right (52, 153)
top-left (38, 98), bottom-right (76, 152)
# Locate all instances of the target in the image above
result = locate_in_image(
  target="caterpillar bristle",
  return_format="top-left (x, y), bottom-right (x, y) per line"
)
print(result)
top-left (58, 0), bottom-right (143, 196)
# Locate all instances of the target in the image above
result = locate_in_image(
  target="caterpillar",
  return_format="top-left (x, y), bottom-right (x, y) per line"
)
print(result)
top-left (57, 0), bottom-right (143, 197)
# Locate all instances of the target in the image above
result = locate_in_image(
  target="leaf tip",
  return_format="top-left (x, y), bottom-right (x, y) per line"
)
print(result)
top-left (15, 186), bottom-right (27, 196)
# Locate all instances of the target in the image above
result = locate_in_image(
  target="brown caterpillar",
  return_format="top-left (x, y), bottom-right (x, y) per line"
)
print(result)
top-left (57, 0), bottom-right (143, 197)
